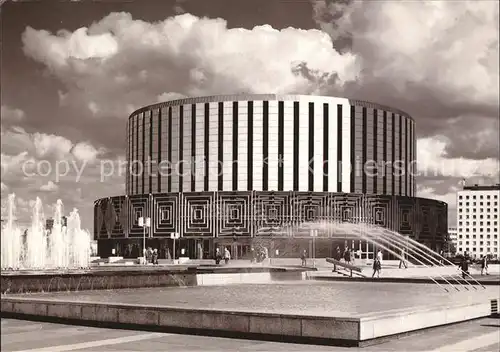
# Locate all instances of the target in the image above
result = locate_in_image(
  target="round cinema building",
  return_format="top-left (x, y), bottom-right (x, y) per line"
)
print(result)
top-left (94, 94), bottom-right (447, 259)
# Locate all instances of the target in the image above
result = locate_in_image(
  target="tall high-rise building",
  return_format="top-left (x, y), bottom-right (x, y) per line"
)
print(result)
top-left (447, 226), bottom-right (457, 255)
top-left (456, 184), bottom-right (500, 259)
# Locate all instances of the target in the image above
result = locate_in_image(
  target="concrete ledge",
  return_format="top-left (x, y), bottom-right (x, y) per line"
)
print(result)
top-left (1, 267), bottom-right (308, 294)
top-left (196, 272), bottom-right (273, 286)
top-left (359, 300), bottom-right (493, 341)
top-left (1, 295), bottom-right (496, 347)
top-left (308, 274), bottom-right (499, 286)
top-left (0, 297), bottom-right (361, 346)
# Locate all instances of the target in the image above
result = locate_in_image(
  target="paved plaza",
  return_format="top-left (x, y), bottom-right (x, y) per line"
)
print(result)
top-left (2, 317), bottom-right (499, 352)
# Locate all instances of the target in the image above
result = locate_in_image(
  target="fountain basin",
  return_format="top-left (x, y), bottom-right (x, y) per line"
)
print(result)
top-left (0, 266), bottom-right (307, 294)
top-left (1, 282), bottom-right (498, 346)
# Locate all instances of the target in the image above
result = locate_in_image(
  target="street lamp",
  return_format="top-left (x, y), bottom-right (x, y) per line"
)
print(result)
top-left (138, 216), bottom-right (150, 264)
top-left (311, 229), bottom-right (318, 268)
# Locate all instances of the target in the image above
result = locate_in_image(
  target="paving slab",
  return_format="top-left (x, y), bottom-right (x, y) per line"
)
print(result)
top-left (2, 317), bottom-right (499, 351)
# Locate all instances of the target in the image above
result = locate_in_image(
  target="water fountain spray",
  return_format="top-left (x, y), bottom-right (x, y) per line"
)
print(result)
top-left (1, 193), bottom-right (92, 270)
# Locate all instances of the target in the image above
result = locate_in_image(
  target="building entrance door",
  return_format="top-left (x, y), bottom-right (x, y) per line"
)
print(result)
top-left (231, 243), bottom-right (250, 260)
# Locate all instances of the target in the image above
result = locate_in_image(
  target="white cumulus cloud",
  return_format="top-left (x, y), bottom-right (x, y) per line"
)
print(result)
top-left (32, 132), bottom-right (73, 159)
top-left (417, 136), bottom-right (500, 179)
top-left (21, 12), bottom-right (360, 118)
top-left (71, 142), bottom-right (103, 163)
top-left (313, 0), bottom-right (499, 106)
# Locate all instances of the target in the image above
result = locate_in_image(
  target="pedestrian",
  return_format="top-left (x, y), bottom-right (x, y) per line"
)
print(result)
top-left (399, 248), bottom-right (408, 269)
top-left (376, 249), bottom-right (383, 263)
top-left (481, 255), bottom-right (489, 276)
top-left (344, 248), bottom-right (351, 266)
top-left (250, 247), bottom-right (256, 264)
top-left (215, 248), bottom-right (221, 265)
top-left (372, 257), bottom-right (381, 278)
top-left (300, 250), bottom-right (307, 267)
top-left (146, 247), bottom-right (153, 264)
top-left (224, 247), bottom-right (231, 265)
top-left (459, 256), bottom-right (469, 279)
top-left (152, 248), bottom-right (159, 265)
top-left (333, 246), bottom-right (341, 271)
top-left (335, 246), bottom-right (342, 261)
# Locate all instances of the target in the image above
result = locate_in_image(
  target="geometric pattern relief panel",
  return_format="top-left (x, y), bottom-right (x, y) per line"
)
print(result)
top-left (397, 202), bottom-right (415, 235)
top-left (93, 193), bottom-right (448, 246)
top-left (328, 194), bottom-right (363, 224)
top-left (152, 193), bottom-right (180, 237)
top-left (94, 199), bottom-right (110, 239)
top-left (183, 192), bottom-right (215, 237)
top-left (103, 198), bottom-right (115, 236)
top-left (110, 196), bottom-right (127, 238)
top-left (253, 191), bottom-right (291, 236)
top-left (418, 205), bottom-right (433, 234)
top-left (217, 191), bottom-right (251, 237)
top-left (291, 192), bottom-right (328, 229)
top-left (127, 195), bottom-right (150, 238)
top-left (93, 201), bottom-right (99, 240)
top-left (364, 196), bottom-right (392, 229)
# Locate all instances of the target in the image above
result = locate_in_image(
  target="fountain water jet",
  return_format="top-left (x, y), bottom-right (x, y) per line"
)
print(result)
top-left (336, 223), bottom-right (462, 292)
top-left (294, 220), bottom-right (485, 292)
top-left (1, 194), bottom-right (23, 270)
top-left (378, 227), bottom-right (484, 288)
top-left (50, 199), bottom-right (67, 268)
top-left (1, 193), bottom-right (91, 270)
top-left (25, 197), bottom-right (47, 269)
top-left (306, 221), bottom-right (455, 292)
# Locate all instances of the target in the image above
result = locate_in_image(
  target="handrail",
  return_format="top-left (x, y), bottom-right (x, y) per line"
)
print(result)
top-left (325, 258), bottom-right (364, 277)
top-left (326, 258), bottom-right (362, 272)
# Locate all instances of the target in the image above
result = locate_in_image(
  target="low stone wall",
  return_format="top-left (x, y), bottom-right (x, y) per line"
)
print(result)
top-left (196, 270), bottom-right (304, 286)
top-left (0, 268), bottom-right (305, 294)
top-left (359, 300), bottom-right (495, 341)
top-left (1, 294), bottom-right (497, 346)
top-left (1, 272), bottom-right (198, 294)
top-left (0, 297), bottom-right (361, 346)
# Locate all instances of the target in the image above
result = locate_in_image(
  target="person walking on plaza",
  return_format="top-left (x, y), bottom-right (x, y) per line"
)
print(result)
top-left (333, 246), bottom-right (341, 271)
top-left (399, 248), bottom-right (408, 269)
top-left (350, 248), bottom-right (356, 265)
top-left (481, 255), bottom-right (489, 275)
top-left (459, 256), bottom-right (469, 279)
top-left (301, 250), bottom-right (307, 267)
top-left (344, 248), bottom-right (351, 267)
top-left (215, 248), bottom-right (222, 265)
top-left (335, 246), bottom-right (341, 260)
top-left (372, 257), bottom-right (381, 278)
top-left (152, 248), bottom-right (159, 265)
top-left (224, 247), bottom-right (231, 265)
top-left (250, 247), bottom-right (256, 264)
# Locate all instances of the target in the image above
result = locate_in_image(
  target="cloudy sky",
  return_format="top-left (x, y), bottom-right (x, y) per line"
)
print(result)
top-left (1, 0), bottom-right (499, 231)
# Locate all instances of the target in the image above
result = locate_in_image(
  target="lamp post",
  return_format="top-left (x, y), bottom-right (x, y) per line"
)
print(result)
top-left (138, 216), bottom-right (151, 264)
top-left (311, 229), bottom-right (318, 268)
